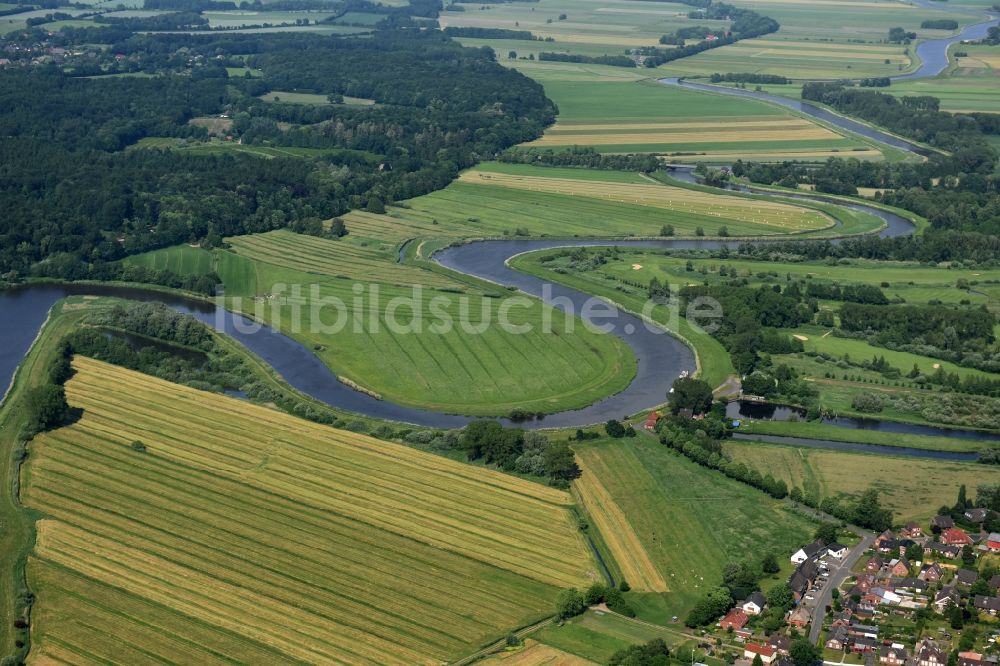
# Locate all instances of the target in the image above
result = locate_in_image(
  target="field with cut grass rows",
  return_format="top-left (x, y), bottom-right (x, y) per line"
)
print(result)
top-left (24, 358), bottom-right (597, 664)
top-left (226, 228), bottom-right (463, 288)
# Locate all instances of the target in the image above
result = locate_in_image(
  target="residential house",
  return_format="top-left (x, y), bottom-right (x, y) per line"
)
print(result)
top-left (965, 508), bottom-right (989, 524)
top-left (742, 591), bottom-right (767, 616)
top-left (917, 640), bottom-right (947, 666)
top-left (989, 574), bottom-right (1000, 593)
top-left (880, 646), bottom-right (908, 666)
top-left (865, 556), bottom-right (884, 572)
top-left (878, 539), bottom-right (901, 555)
top-left (925, 542), bottom-right (961, 559)
top-left (942, 528), bottom-right (973, 546)
top-left (889, 558), bottom-right (910, 577)
top-left (826, 627), bottom-right (848, 651)
top-left (831, 611), bottom-right (853, 627)
top-left (745, 645), bottom-right (776, 665)
top-left (721, 609), bottom-right (749, 630)
top-left (856, 573), bottom-right (876, 593)
top-left (787, 606), bottom-right (810, 629)
top-left (875, 530), bottom-right (895, 548)
top-left (973, 596), bottom-right (1000, 616)
top-left (790, 559), bottom-right (819, 602)
top-left (791, 540), bottom-right (826, 564)
top-left (919, 563), bottom-right (943, 582)
top-left (933, 587), bottom-right (960, 612)
top-left (767, 635), bottom-right (790, 656)
top-left (901, 523), bottom-right (924, 539)
top-left (852, 637), bottom-right (878, 654)
top-left (829, 543), bottom-right (849, 559)
top-left (931, 516), bottom-right (955, 532)
top-left (893, 578), bottom-right (928, 594)
top-left (643, 411), bottom-right (660, 431)
top-left (848, 623), bottom-right (879, 639)
top-left (987, 533), bottom-right (1000, 553)
top-left (959, 652), bottom-right (984, 666)
top-left (956, 569), bottom-right (979, 586)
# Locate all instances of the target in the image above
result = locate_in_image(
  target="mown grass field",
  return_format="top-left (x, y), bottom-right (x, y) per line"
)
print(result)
top-left (216, 254), bottom-right (636, 415)
top-left (24, 358), bottom-right (597, 664)
top-left (532, 610), bottom-right (691, 663)
top-left (509, 248), bottom-right (736, 391)
top-left (735, 419), bottom-right (994, 454)
top-left (225, 228), bottom-right (463, 288)
top-left (726, 439), bottom-right (995, 524)
top-left (258, 90), bottom-right (376, 105)
top-left (393, 162), bottom-right (835, 238)
top-left (123, 244), bottom-right (214, 275)
top-left (571, 437), bottom-right (815, 620)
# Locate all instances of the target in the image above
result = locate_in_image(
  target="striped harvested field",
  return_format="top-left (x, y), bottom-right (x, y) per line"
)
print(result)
top-left (25, 358), bottom-right (596, 665)
top-left (457, 169), bottom-right (830, 232)
top-left (226, 229), bottom-right (462, 289)
top-left (574, 456), bottom-right (668, 593)
top-left (340, 209), bottom-right (465, 241)
top-left (529, 127), bottom-right (839, 146)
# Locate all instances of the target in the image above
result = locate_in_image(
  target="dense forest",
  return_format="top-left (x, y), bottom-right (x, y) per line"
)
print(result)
top-left (0, 24), bottom-right (554, 279)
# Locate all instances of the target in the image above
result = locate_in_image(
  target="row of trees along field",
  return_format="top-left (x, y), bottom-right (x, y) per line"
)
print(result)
top-left (0, 26), bottom-right (553, 281)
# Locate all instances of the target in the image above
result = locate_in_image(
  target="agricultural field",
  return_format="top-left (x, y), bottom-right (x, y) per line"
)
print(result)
top-left (480, 639), bottom-right (597, 665)
top-left (220, 258), bottom-right (637, 415)
top-left (571, 437), bottom-right (816, 621)
top-left (23, 358), bottom-right (596, 665)
top-left (123, 244), bottom-right (214, 275)
top-left (531, 610), bottom-right (691, 663)
top-left (225, 229), bottom-right (463, 289)
top-left (504, 67), bottom-right (878, 160)
top-left (440, 0), bottom-right (717, 52)
top-left (258, 90), bottom-right (377, 105)
top-left (726, 439), bottom-right (995, 524)
top-left (887, 45), bottom-right (1000, 114)
top-left (394, 162), bottom-right (838, 238)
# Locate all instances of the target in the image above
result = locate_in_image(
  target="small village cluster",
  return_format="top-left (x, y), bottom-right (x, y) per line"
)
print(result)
top-left (716, 511), bottom-right (1000, 666)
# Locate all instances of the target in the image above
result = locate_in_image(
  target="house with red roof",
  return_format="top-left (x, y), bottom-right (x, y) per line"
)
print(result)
top-left (721, 609), bottom-right (749, 631)
top-left (745, 644), bottom-right (776, 664)
top-left (942, 528), bottom-right (973, 546)
top-left (644, 411), bottom-right (661, 431)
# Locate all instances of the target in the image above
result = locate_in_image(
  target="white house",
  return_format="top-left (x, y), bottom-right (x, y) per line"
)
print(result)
top-left (828, 543), bottom-right (848, 559)
top-left (741, 591), bottom-right (767, 616)
top-left (791, 539), bottom-right (826, 564)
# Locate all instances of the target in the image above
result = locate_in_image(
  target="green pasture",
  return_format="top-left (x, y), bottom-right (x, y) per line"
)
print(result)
top-left (572, 437), bottom-right (815, 622)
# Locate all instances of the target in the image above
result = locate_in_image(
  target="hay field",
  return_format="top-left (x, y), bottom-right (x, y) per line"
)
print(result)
top-left (24, 358), bottom-right (596, 665)
top-left (574, 456), bottom-right (668, 593)
top-left (572, 438), bottom-right (815, 618)
top-left (225, 229), bottom-right (463, 288)
top-left (481, 640), bottom-right (598, 666)
top-left (447, 164), bottom-right (832, 235)
top-left (726, 440), bottom-right (995, 524)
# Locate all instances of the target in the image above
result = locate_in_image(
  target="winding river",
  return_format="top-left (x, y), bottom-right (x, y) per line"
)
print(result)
top-left (3, 6), bottom-right (998, 456)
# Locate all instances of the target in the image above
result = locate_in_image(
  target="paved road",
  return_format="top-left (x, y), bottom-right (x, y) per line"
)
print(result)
top-left (808, 530), bottom-right (875, 644)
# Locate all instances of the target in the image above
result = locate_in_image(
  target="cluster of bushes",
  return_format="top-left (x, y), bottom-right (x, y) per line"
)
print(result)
top-left (709, 72), bottom-right (789, 84)
top-left (921, 19), bottom-right (958, 30)
top-left (686, 556), bottom-right (790, 628)
top-left (457, 420), bottom-right (581, 486)
top-left (498, 147), bottom-right (660, 172)
top-left (805, 282), bottom-right (888, 304)
top-left (604, 419), bottom-right (637, 438)
top-left (556, 580), bottom-right (634, 620)
top-left (538, 52), bottom-right (636, 67)
top-left (839, 301), bottom-right (995, 354)
top-left (442, 26), bottom-right (539, 40)
top-left (860, 77), bottom-right (891, 88)
top-left (608, 640), bottom-right (670, 666)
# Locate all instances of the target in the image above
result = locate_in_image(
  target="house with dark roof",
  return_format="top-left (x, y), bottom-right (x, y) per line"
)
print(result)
top-left (767, 634), bottom-right (790, 656)
top-left (880, 646), bottom-right (908, 666)
top-left (956, 569), bottom-right (979, 586)
top-left (889, 558), bottom-right (910, 577)
top-left (917, 639), bottom-right (946, 666)
top-left (931, 516), bottom-right (955, 531)
top-left (852, 637), bottom-right (878, 654)
top-left (989, 574), bottom-right (1000, 592)
top-left (926, 542), bottom-right (961, 559)
top-left (965, 508), bottom-right (988, 523)
top-left (865, 555), bottom-right (884, 572)
top-left (826, 627), bottom-right (848, 651)
top-left (901, 523), bottom-right (924, 538)
top-left (973, 596), bottom-right (1000, 615)
top-left (919, 563), bottom-right (943, 582)
top-left (742, 591), bottom-right (767, 616)
top-left (791, 539), bottom-right (826, 564)
top-left (828, 543), bottom-right (848, 559)
top-left (933, 587), bottom-right (959, 611)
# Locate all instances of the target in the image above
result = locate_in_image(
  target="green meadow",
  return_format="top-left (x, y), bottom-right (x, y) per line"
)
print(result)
top-left (572, 437), bottom-right (815, 622)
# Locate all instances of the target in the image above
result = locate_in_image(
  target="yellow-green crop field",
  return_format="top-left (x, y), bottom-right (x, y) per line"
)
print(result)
top-left (24, 358), bottom-right (597, 665)
top-left (726, 440), bottom-right (996, 524)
